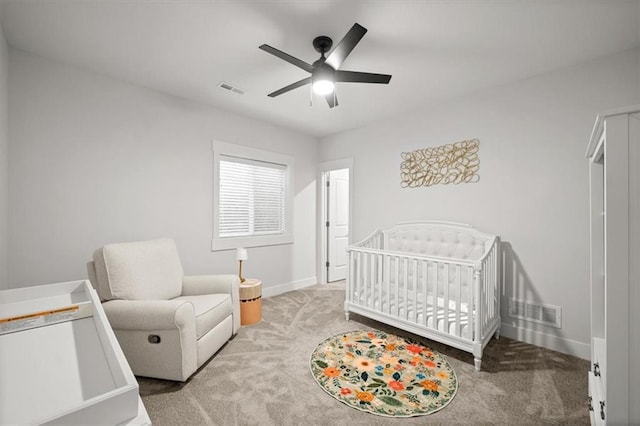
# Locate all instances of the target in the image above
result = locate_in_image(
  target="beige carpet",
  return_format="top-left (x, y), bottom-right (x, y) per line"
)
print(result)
top-left (139, 281), bottom-right (589, 425)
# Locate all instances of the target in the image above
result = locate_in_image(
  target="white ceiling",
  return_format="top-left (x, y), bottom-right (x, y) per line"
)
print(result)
top-left (1, 1), bottom-right (639, 138)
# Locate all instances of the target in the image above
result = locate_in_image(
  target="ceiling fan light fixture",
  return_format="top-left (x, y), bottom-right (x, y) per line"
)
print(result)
top-left (312, 79), bottom-right (335, 95)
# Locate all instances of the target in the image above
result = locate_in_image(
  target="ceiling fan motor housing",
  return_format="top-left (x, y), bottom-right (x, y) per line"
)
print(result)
top-left (312, 36), bottom-right (333, 55)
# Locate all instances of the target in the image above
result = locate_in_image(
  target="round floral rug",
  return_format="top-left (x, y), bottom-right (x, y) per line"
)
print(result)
top-left (310, 330), bottom-right (458, 417)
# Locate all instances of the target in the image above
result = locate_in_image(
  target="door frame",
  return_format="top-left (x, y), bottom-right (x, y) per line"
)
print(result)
top-left (318, 158), bottom-right (353, 284)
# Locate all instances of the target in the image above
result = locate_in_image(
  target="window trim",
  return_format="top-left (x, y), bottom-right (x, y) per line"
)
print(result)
top-left (212, 140), bottom-right (294, 251)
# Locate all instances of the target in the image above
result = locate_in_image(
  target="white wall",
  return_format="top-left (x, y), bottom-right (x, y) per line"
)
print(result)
top-left (8, 49), bottom-right (318, 294)
top-left (319, 48), bottom-right (640, 358)
top-left (0, 17), bottom-right (8, 290)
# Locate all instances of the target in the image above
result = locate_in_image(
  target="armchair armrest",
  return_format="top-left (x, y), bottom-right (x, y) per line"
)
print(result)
top-left (101, 299), bottom-right (195, 331)
top-left (182, 274), bottom-right (239, 296)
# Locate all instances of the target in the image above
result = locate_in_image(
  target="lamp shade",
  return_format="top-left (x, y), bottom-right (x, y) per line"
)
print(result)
top-left (235, 248), bottom-right (248, 261)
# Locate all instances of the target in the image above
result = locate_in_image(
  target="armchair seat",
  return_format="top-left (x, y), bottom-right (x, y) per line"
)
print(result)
top-left (87, 238), bottom-right (240, 382)
top-left (173, 294), bottom-right (232, 339)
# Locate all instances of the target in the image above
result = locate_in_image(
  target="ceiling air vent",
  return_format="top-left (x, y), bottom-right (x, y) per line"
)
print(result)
top-left (218, 81), bottom-right (245, 95)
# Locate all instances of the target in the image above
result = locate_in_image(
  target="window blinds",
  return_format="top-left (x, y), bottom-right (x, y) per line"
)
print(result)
top-left (218, 155), bottom-right (287, 238)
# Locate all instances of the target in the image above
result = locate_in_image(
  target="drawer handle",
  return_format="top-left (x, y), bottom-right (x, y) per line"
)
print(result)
top-left (593, 362), bottom-right (601, 377)
top-left (600, 401), bottom-right (605, 420)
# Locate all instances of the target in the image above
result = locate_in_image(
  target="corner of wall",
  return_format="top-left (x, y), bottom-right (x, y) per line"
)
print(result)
top-left (0, 17), bottom-right (9, 290)
top-left (637, 48), bottom-right (640, 100)
top-left (637, 1), bottom-right (640, 99)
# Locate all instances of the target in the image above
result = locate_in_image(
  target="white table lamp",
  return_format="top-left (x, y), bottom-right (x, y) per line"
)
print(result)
top-left (235, 248), bottom-right (248, 283)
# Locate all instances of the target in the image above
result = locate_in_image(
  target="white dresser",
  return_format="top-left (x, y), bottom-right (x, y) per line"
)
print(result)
top-left (586, 105), bottom-right (639, 425)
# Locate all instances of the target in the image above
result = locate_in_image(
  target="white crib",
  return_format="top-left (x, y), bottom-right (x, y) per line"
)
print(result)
top-left (345, 221), bottom-right (501, 371)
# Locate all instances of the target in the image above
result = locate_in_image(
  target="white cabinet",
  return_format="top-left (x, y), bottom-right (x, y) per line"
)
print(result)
top-left (586, 105), bottom-right (639, 425)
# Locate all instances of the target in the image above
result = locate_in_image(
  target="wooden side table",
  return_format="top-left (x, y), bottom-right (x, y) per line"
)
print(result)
top-left (239, 278), bottom-right (262, 326)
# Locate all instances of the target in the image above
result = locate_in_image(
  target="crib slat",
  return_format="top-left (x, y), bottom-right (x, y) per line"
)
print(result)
top-left (485, 255), bottom-right (489, 333)
top-left (489, 249), bottom-right (494, 323)
top-left (484, 251), bottom-right (489, 324)
top-left (443, 263), bottom-right (450, 335)
top-left (361, 252), bottom-right (366, 307)
top-left (376, 253), bottom-right (382, 311)
top-left (486, 251), bottom-right (491, 327)
top-left (368, 252), bottom-right (374, 309)
top-left (355, 251), bottom-right (362, 304)
top-left (482, 256), bottom-right (491, 330)
top-left (481, 256), bottom-right (486, 333)
top-left (369, 252), bottom-right (375, 310)
top-left (493, 246), bottom-right (498, 320)
top-left (489, 249), bottom-right (494, 320)
top-left (384, 254), bottom-right (391, 315)
top-left (403, 257), bottom-right (409, 320)
top-left (365, 252), bottom-right (370, 309)
top-left (359, 251), bottom-right (364, 307)
top-left (455, 264), bottom-right (461, 337)
top-left (467, 265), bottom-right (474, 338)
top-left (482, 265), bottom-right (487, 339)
top-left (433, 261), bottom-right (438, 331)
top-left (474, 268), bottom-right (482, 342)
top-left (348, 250), bottom-right (354, 303)
top-left (483, 262), bottom-right (488, 333)
top-left (393, 256), bottom-right (400, 317)
top-left (422, 260), bottom-right (428, 327)
top-left (486, 259), bottom-right (490, 329)
top-left (411, 259), bottom-right (420, 323)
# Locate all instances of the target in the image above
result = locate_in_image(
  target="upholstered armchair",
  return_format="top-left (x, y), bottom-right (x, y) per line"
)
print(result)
top-left (86, 238), bottom-right (240, 382)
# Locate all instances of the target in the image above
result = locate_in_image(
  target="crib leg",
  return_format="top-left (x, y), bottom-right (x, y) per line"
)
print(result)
top-left (345, 311), bottom-right (350, 322)
top-left (472, 344), bottom-right (482, 371)
top-left (474, 357), bottom-right (482, 371)
top-left (494, 327), bottom-right (500, 340)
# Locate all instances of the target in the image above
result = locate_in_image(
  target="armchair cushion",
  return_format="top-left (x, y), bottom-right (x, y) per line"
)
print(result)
top-left (173, 294), bottom-right (232, 339)
top-left (94, 238), bottom-right (183, 301)
top-left (182, 274), bottom-right (241, 334)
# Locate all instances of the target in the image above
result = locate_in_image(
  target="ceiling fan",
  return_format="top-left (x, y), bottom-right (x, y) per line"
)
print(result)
top-left (259, 23), bottom-right (392, 108)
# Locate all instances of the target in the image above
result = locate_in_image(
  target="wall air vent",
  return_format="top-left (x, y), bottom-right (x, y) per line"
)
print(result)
top-left (509, 298), bottom-right (562, 328)
top-left (218, 82), bottom-right (245, 95)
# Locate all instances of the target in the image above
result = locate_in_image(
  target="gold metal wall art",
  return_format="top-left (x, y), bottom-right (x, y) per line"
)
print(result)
top-left (400, 139), bottom-right (480, 188)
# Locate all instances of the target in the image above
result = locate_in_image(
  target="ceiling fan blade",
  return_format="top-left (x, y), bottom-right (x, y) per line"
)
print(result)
top-left (325, 93), bottom-right (338, 108)
top-left (335, 70), bottom-right (392, 84)
top-left (259, 44), bottom-right (314, 73)
top-left (325, 23), bottom-right (367, 70)
top-left (267, 77), bottom-right (312, 97)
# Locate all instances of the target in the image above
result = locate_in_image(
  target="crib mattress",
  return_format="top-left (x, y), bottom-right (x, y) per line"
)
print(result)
top-left (352, 291), bottom-right (472, 340)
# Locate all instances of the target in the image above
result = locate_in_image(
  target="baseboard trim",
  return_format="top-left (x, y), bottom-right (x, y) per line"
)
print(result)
top-left (262, 277), bottom-right (318, 298)
top-left (500, 322), bottom-right (590, 360)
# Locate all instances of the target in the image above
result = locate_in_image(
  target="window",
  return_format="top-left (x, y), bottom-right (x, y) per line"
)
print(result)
top-left (219, 156), bottom-right (285, 238)
top-left (212, 141), bottom-right (294, 250)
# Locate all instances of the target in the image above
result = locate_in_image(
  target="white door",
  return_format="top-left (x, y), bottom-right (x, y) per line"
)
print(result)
top-left (327, 169), bottom-right (349, 282)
